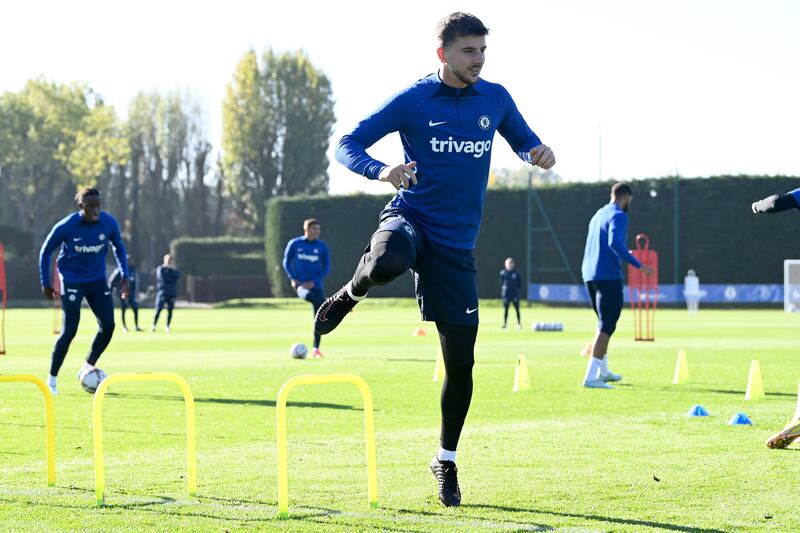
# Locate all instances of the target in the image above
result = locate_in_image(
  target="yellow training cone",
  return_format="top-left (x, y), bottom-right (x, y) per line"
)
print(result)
top-left (672, 349), bottom-right (690, 384)
top-left (512, 354), bottom-right (531, 392)
top-left (745, 360), bottom-right (765, 400)
top-left (412, 327), bottom-right (426, 336)
top-left (433, 348), bottom-right (445, 382)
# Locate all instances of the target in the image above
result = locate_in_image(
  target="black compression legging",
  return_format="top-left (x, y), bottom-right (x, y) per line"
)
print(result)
top-left (351, 230), bottom-right (414, 295)
top-left (503, 299), bottom-right (520, 324)
top-left (350, 231), bottom-right (477, 450)
top-left (437, 321), bottom-right (477, 451)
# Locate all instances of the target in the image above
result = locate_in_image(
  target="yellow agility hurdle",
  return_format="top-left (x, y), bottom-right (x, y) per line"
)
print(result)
top-left (92, 372), bottom-right (197, 505)
top-left (0, 374), bottom-right (56, 487)
top-left (276, 373), bottom-right (378, 519)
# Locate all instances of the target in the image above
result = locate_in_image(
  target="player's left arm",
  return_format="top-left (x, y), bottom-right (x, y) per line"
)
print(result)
top-left (752, 189), bottom-right (800, 214)
top-left (496, 88), bottom-right (555, 170)
top-left (316, 243), bottom-right (331, 285)
top-left (608, 213), bottom-right (642, 269)
top-left (107, 219), bottom-right (130, 298)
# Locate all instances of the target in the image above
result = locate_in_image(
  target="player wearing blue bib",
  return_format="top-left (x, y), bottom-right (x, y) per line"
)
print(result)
top-left (109, 256), bottom-right (142, 332)
top-left (314, 13), bottom-right (555, 507)
top-left (152, 254), bottom-right (180, 332)
top-left (580, 183), bottom-right (653, 389)
top-left (283, 218), bottom-right (331, 358)
top-left (39, 187), bottom-right (129, 395)
top-left (499, 257), bottom-right (522, 329)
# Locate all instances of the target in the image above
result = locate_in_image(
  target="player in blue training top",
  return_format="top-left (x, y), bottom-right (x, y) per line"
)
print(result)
top-left (314, 12), bottom-right (555, 507)
top-left (39, 187), bottom-right (129, 395)
top-left (283, 218), bottom-right (331, 358)
top-left (499, 257), bottom-right (522, 329)
top-left (580, 183), bottom-right (654, 390)
top-left (152, 254), bottom-right (180, 332)
top-left (751, 187), bottom-right (800, 449)
top-left (109, 255), bottom-right (142, 333)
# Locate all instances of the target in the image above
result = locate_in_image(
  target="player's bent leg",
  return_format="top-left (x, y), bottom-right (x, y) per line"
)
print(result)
top-left (315, 230), bottom-right (413, 336)
top-left (50, 292), bottom-right (82, 381)
top-left (431, 321), bottom-right (477, 507)
top-left (85, 284), bottom-right (116, 366)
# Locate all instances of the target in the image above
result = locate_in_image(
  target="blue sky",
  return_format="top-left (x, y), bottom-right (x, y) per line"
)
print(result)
top-left (2, 0), bottom-right (798, 194)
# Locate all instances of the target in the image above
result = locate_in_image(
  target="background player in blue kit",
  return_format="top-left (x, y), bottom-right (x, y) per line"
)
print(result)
top-left (283, 218), bottom-right (330, 358)
top-left (314, 12), bottom-right (555, 507)
top-left (109, 255), bottom-right (142, 332)
top-left (581, 183), bottom-right (653, 389)
top-left (152, 254), bottom-right (180, 332)
top-left (39, 187), bottom-right (129, 395)
top-left (499, 257), bottom-right (522, 329)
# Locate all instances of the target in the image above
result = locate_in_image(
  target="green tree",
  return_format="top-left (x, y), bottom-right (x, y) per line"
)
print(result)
top-left (0, 78), bottom-right (126, 253)
top-left (222, 49), bottom-right (335, 234)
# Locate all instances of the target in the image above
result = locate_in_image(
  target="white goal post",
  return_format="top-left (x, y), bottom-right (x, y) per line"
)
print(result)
top-left (784, 260), bottom-right (800, 312)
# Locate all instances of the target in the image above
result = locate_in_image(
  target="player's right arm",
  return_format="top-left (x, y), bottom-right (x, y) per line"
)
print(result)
top-left (282, 239), bottom-right (299, 288)
top-left (752, 189), bottom-right (800, 214)
top-left (336, 91), bottom-right (417, 190)
top-left (39, 220), bottom-right (66, 300)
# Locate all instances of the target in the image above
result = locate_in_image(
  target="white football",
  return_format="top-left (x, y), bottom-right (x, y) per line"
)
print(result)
top-left (290, 343), bottom-right (308, 359)
top-left (80, 368), bottom-right (107, 394)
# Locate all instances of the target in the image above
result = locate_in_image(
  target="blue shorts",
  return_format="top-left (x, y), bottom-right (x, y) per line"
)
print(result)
top-left (372, 208), bottom-right (479, 326)
top-left (585, 279), bottom-right (623, 336)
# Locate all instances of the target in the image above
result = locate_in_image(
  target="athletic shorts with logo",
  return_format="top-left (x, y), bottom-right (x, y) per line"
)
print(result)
top-left (368, 207), bottom-right (479, 326)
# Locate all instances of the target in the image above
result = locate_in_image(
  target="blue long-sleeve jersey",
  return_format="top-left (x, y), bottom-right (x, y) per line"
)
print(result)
top-left (282, 237), bottom-right (330, 289)
top-left (156, 266), bottom-right (180, 298)
top-left (39, 211), bottom-right (128, 287)
top-left (581, 203), bottom-right (642, 282)
top-left (500, 268), bottom-right (522, 298)
top-left (336, 73), bottom-right (542, 249)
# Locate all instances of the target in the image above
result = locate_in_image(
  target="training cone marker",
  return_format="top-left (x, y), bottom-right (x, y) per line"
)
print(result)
top-left (580, 343), bottom-right (592, 356)
top-left (728, 412), bottom-right (753, 426)
top-left (433, 348), bottom-right (445, 382)
top-left (686, 404), bottom-right (709, 417)
top-left (672, 349), bottom-right (690, 384)
top-left (512, 354), bottom-right (531, 392)
top-left (745, 360), bottom-right (765, 400)
top-left (412, 327), bottom-right (426, 337)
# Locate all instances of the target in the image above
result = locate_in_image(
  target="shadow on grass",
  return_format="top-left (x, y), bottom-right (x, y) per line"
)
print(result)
top-left (105, 392), bottom-right (361, 410)
top-left (386, 358), bottom-right (433, 363)
top-left (460, 503), bottom-right (727, 533)
top-left (705, 389), bottom-right (796, 398)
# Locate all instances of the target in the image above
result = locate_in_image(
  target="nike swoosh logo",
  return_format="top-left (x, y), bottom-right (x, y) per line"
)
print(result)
top-left (73, 237), bottom-right (82, 241)
top-left (466, 307), bottom-right (478, 314)
top-left (428, 120), bottom-right (447, 127)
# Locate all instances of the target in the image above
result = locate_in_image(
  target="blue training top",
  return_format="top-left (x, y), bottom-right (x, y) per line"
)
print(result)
top-left (156, 266), bottom-right (180, 298)
top-left (581, 203), bottom-right (642, 282)
top-left (336, 72), bottom-right (542, 249)
top-left (282, 237), bottom-right (330, 290)
top-left (500, 268), bottom-right (522, 299)
top-left (39, 211), bottom-right (128, 287)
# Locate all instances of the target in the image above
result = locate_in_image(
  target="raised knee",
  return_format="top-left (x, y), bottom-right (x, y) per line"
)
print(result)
top-left (369, 253), bottom-right (409, 283)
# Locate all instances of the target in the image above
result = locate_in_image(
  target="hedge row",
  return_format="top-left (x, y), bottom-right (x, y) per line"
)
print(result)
top-left (264, 176), bottom-right (800, 299)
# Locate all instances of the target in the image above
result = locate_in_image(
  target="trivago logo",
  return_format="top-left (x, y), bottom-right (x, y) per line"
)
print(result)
top-left (296, 253), bottom-right (319, 262)
top-left (429, 136), bottom-right (492, 158)
top-left (74, 244), bottom-right (104, 253)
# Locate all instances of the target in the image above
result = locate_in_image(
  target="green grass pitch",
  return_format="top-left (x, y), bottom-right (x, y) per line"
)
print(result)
top-left (1, 300), bottom-right (800, 531)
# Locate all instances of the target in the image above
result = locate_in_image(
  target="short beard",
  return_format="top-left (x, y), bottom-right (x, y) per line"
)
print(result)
top-left (447, 64), bottom-right (478, 86)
